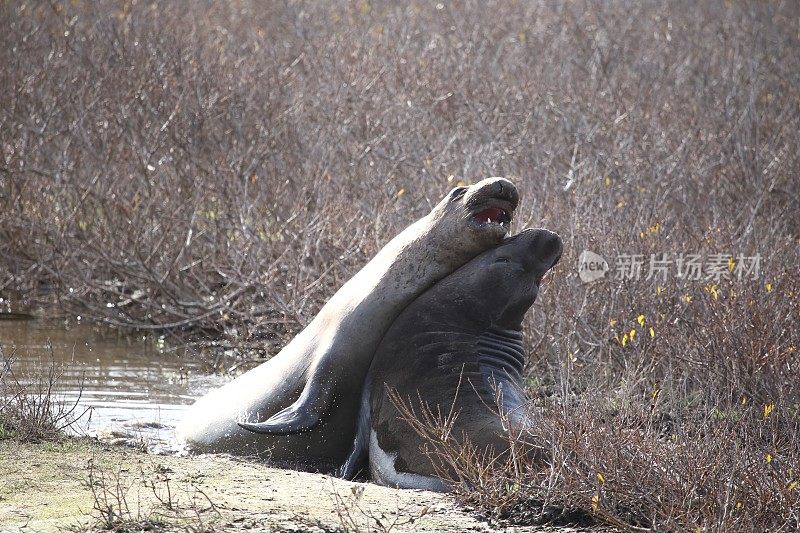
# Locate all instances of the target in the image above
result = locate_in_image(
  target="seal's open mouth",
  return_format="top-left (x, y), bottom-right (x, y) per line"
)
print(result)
top-left (471, 207), bottom-right (511, 228)
top-left (463, 178), bottom-right (517, 237)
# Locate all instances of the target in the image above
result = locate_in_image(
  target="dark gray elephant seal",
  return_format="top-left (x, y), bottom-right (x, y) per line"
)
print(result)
top-left (177, 178), bottom-right (518, 468)
top-left (340, 228), bottom-right (562, 490)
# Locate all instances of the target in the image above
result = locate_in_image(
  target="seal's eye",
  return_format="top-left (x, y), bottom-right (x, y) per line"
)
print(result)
top-left (449, 187), bottom-right (467, 202)
top-left (494, 257), bottom-right (510, 264)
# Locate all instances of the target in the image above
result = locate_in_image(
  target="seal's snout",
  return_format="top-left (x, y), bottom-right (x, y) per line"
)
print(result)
top-left (525, 229), bottom-right (562, 283)
top-left (466, 176), bottom-right (519, 209)
top-left (485, 176), bottom-right (519, 209)
top-left (535, 229), bottom-right (562, 269)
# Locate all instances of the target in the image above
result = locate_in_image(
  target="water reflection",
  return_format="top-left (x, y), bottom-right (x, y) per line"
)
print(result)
top-left (0, 319), bottom-right (228, 453)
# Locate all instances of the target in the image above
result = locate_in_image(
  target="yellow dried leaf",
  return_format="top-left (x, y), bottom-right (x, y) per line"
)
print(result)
top-left (705, 284), bottom-right (719, 300)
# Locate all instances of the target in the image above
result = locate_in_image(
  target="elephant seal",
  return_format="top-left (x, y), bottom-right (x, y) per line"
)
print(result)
top-left (177, 177), bottom-right (518, 469)
top-left (340, 228), bottom-right (562, 490)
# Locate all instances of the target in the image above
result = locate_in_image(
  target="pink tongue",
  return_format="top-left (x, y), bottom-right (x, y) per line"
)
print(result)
top-left (475, 207), bottom-right (503, 223)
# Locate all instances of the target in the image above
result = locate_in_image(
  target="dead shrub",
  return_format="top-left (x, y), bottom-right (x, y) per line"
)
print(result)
top-left (0, 344), bottom-right (87, 442)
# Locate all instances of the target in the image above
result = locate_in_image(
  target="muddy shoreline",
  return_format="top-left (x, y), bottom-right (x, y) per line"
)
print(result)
top-left (0, 438), bottom-right (538, 532)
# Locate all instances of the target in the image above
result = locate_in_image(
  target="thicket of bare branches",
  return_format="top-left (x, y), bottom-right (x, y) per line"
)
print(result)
top-left (2, 0), bottom-right (798, 529)
top-left (0, 345), bottom-right (86, 441)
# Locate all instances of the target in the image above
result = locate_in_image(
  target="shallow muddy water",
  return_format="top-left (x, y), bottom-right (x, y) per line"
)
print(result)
top-left (0, 319), bottom-right (228, 453)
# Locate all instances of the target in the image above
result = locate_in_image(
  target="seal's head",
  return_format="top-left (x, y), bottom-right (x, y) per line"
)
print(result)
top-left (430, 227), bottom-right (562, 330)
top-left (476, 227), bottom-right (562, 328)
top-left (488, 228), bottom-right (562, 328)
top-left (425, 177), bottom-right (519, 258)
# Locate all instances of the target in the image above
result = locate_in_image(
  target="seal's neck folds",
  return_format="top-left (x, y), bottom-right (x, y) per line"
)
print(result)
top-left (477, 325), bottom-right (528, 423)
top-left (477, 326), bottom-right (525, 382)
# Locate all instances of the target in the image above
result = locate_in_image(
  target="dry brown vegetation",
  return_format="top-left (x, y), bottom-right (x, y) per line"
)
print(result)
top-left (0, 344), bottom-right (86, 441)
top-left (1, 0), bottom-right (798, 530)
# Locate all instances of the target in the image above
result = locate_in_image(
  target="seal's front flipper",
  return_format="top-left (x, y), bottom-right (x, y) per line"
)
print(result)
top-left (238, 403), bottom-right (320, 435)
top-left (238, 378), bottom-right (328, 435)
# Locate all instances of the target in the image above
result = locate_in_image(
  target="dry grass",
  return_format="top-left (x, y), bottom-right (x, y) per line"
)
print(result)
top-left (0, 344), bottom-right (87, 442)
top-left (395, 384), bottom-right (799, 530)
top-left (1, 0), bottom-right (798, 529)
top-left (330, 482), bottom-right (431, 533)
top-left (74, 458), bottom-right (220, 532)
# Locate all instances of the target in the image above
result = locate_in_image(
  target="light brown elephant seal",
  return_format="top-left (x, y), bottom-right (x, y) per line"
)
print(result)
top-left (177, 177), bottom-right (518, 470)
top-left (340, 228), bottom-right (562, 490)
